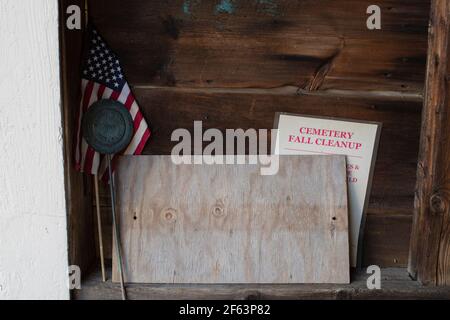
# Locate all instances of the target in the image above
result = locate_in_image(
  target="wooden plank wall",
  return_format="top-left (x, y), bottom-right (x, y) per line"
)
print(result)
top-left (60, 0), bottom-right (96, 274)
top-left (86, 0), bottom-right (431, 267)
top-left (90, 0), bottom-right (428, 93)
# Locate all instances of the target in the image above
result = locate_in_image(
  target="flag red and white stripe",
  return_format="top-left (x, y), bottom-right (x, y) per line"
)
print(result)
top-left (74, 28), bottom-right (150, 179)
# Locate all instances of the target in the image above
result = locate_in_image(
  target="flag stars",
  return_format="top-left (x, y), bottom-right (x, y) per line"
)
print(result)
top-left (85, 29), bottom-right (126, 90)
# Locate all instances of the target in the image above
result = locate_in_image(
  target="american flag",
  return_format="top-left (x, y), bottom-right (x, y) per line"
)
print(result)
top-left (75, 27), bottom-right (151, 180)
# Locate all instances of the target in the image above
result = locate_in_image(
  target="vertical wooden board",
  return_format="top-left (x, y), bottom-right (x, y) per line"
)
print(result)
top-left (113, 155), bottom-right (350, 284)
top-left (60, 0), bottom-right (96, 272)
top-left (409, 0), bottom-right (450, 286)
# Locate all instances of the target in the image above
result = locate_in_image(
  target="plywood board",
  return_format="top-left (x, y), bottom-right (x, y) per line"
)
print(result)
top-left (113, 155), bottom-right (350, 284)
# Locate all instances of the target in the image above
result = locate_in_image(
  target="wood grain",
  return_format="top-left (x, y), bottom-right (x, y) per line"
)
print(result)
top-left (134, 89), bottom-right (421, 213)
top-left (75, 266), bottom-right (450, 300)
top-left (113, 155), bottom-right (350, 284)
top-left (94, 90), bottom-right (421, 268)
top-left (60, 0), bottom-right (96, 274)
top-left (409, 0), bottom-right (450, 286)
top-left (362, 213), bottom-right (412, 267)
top-left (88, 0), bottom-right (429, 93)
top-left (95, 204), bottom-right (413, 268)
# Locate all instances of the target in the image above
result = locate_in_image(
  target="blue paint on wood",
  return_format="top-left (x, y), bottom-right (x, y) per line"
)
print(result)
top-left (183, 0), bottom-right (279, 17)
top-left (183, 0), bottom-right (201, 15)
top-left (183, 1), bottom-right (191, 15)
top-left (256, 0), bottom-right (279, 16)
top-left (216, 0), bottom-right (235, 14)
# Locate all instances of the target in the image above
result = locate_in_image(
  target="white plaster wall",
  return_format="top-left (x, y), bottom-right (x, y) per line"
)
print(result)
top-left (0, 0), bottom-right (69, 299)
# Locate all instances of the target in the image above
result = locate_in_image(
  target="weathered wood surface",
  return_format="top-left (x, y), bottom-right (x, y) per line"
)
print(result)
top-left (75, 266), bottom-right (450, 300)
top-left (94, 89), bottom-right (421, 269)
top-left (60, 0), bottom-right (96, 274)
top-left (89, 0), bottom-right (429, 93)
top-left (83, 0), bottom-right (427, 271)
top-left (97, 204), bottom-right (413, 267)
top-left (58, 0), bottom-right (438, 285)
top-left (362, 213), bottom-right (411, 267)
top-left (135, 90), bottom-right (421, 212)
top-left (409, 0), bottom-right (450, 286)
top-left (113, 155), bottom-right (350, 284)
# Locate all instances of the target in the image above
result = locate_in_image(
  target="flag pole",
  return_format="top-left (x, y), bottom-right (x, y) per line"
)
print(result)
top-left (94, 176), bottom-right (107, 282)
top-left (84, 0), bottom-right (89, 28)
top-left (85, 0), bottom-right (107, 283)
top-left (108, 155), bottom-right (127, 300)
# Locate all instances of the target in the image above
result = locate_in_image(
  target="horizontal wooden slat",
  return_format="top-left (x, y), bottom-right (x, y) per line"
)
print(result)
top-left (89, 0), bottom-right (429, 93)
top-left (362, 212), bottom-right (412, 267)
top-left (74, 266), bottom-right (450, 300)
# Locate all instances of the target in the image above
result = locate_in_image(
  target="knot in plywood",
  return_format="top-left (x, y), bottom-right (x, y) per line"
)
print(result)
top-left (212, 200), bottom-right (226, 218)
top-left (160, 208), bottom-right (178, 224)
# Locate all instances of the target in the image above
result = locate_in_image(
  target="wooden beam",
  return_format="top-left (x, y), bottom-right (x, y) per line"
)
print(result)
top-left (59, 0), bottom-right (97, 273)
top-left (409, 0), bottom-right (450, 286)
top-left (74, 266), bottom-right (450, 300)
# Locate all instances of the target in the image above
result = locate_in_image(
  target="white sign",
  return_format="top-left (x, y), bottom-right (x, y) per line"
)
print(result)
top-left (274, 113), bottom-right (381, 267)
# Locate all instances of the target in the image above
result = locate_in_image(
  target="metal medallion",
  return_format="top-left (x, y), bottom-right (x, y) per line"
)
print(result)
top-left (82, 99), bottom-right (134, 155)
